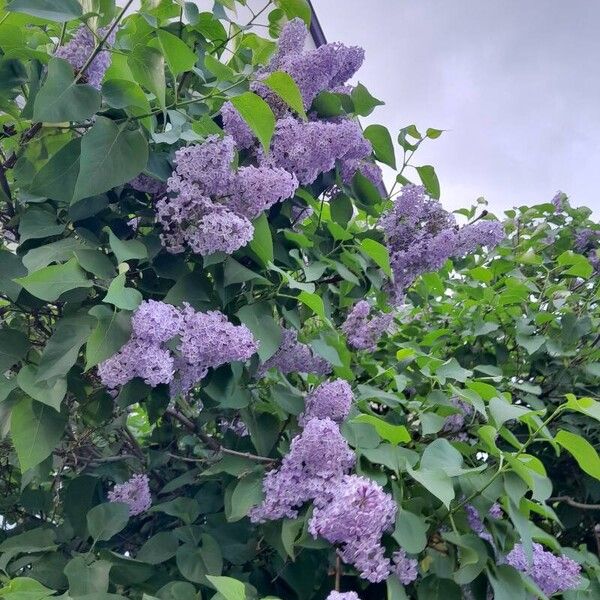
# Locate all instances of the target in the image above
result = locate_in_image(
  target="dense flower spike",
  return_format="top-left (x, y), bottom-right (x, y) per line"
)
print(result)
top-left (380, 185), bottom-right (504, 300)
top-left (107, 474), bottom-right (151, 516)
top-left (258, 328), bottom-right (331, 376)
top-left (261, 116), bottom-right (372, 185)
top-left (341, 300), bottom-right (393, 351)
top-left (299, 379), bottom-right (353, 426)
top-left (309, 474), bottom-right (397, 582)
top-left (249, 418), bottom-right (355, 522)
top-left (505, 543), bottom-right (581, 596)
top-left (221, 101), bottom-right (256, 149)
top-left (326, 593), bottom-right (360, 600)
top-left (98, 302), bottom-right (258, 396)
top-left (392, 550), bottom-right (419, 585)
top-left (55, 25), bottom-right (115, 89)
top-left (128, 173), bottom-right (167, 196)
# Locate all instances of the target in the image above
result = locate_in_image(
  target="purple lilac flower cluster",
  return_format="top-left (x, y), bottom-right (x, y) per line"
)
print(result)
top-left (574, 227), bottom-right (600, 272)
top-left (341, 300), bottom-right (393, 351)
top-left (98, 300), bottom-right (258, 397)
top-left (505, 542), bottom-right (581, 596)
top-left (326, 592), bottom-right (360, 600)
top-left (156, 136), bottom-right (298, 256)
top-left (258, 328), bottom-right (331, 376)
top-left (107, 474), bottom-right (151, 516)
top-left (465, 503), bottom-right (502, 544)
top-left (392, 549), bottom-right (419, 585)
top-left (379, 185), bottom-right (504, 302)
top-left (442, 398), bottom-right (474, 434)
top-left (128, 173), bottom-right (168, 197)
top-left (249, 417), bottom-right (355, 522)
top-left (298, 379), bottom-right (353, 426)
top-left (221, 19), bottom-right (378, 188)
top-left (55, 25), bottom-right (115, 89)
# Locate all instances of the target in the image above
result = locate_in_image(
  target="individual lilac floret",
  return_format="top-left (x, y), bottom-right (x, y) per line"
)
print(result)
top-left (55, 25), bottom-right (115, 89)
top-left (227, 166), bottom-right (298, 220)
top-left (326, 593), bottom-right (360, 600)
top-left (442, 398), bottom-right (474, 434)
top-left (309, 474), bottom-right (397, 583)
top-left (341, 300), bottom-right (393, 351)
top-left (505, 542), bottom-right (581, 596)
top-left (299, 379), bottom-right (353, 426)
top-left (261, 116), bottom-right (372, 185)
top-left (258, 328), bottom-right (331, 376)
top-left (452, 220), bottom-right (505, 257)
top-left (98, 339), bottom-right (174, 389)
top-left (131, 300), bottom-right (183, 344)
top-left (128, 173), bottom-right (167, 196)
top-left (392, 549), bottom-right (418, 585)
top-left (249, 418), bottom-right (355, 523)
top-left (107, 474), bottom-right (151, 516)
top-left (172, 135), bottom-right (235, 197)
top-left (178, 305), bottom-right (259, 369)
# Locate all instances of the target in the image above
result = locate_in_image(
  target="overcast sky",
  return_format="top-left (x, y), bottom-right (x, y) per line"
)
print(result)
top-left (124, 1), bottom-right (600, 217)
top-left (313, 0), bottom-right (600, 217)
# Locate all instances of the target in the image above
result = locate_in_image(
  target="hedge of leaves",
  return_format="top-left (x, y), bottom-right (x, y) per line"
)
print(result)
top-left (1, 1), bottom-right (600, 600)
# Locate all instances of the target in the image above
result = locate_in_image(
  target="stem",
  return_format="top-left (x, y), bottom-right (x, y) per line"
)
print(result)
top-left (548, 496), bottom-right (600, 510)
top-left (334, 555), bottom-right (342, 591)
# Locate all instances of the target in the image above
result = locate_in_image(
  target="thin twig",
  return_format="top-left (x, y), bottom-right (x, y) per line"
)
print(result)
top-left (548, 496), bottom-right (600, 510)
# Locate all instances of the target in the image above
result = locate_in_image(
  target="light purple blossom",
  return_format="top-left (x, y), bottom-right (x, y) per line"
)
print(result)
top-left (552, 191), bottom-right (566, 211)
top-left (221, 101), bottom-right (256, 150)
top-left (55, 25), bottom-right (115, 89)
top-left (505, 542), bottom-right (581, 596)
top-left (299, 379), bottom-right (353, 426)
top-left (128, 173), bottom-right (167, 196)
top-left (326, 593), bottom-right (360, 600)
top-left (107, 474), bottom-right (151, 516)
top-left (442, 398), bottom-right (474, 434)
top-left (309, 474), bottom-right (397, 583)
top-left (131, 300), bottom-right (183, 344)
top-left (452, 220), bottom-right (505, 257)
top-left (465, 503), bottom-right (502, 544)
top-left (258, 328), bottom-right (331, 376)
top-left (249, 418), bottom-right (355, 523)
top-left (392, 549), bottom-right (418, 585)
top-left (341, 300), bottom-right (393, 351)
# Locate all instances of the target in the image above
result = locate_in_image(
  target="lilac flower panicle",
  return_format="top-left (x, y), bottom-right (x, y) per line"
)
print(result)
top-left (131, 300), bottom-right (183, 344)
top-left (55, 25), bottom-right (115, 89)
top-left (326, 593), bottom-right (360, 600)
top-left (442, 397), bottom-right (474, 434)
top-left (299, 379), bottom-right (353, 426)
top-left (309, 474), bottom-right (397, 583)
top-left (249, 418), bottom-right (355, 523)
top-left (221, 101), bottom-right (256, 149)
top-left (392, 549), bottom-right (419, 585)
top-left (452, 220), bottom-right (505, 257)
top-left (128, 173), bottom-right (167, 196)
top-left (552, 190), bottom-right (566, 211)
top-left (505, 542), bottom-right (581, 596)
top-left (108, 474), bottom-right (151, 516)
top-left (227, 165), bottom-right (299, 220)
top-left (268, 18), bottom-right (308, 69)
top-left (341, 300), bottom-right (393, 351)
top-left (259, 328), bottom-right (331, 376)
top-left (488, 502), bottom-right (503, 520)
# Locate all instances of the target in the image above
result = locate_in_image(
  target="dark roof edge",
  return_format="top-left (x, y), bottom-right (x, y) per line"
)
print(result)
top-left (307, 0), bottom-right (328, 47)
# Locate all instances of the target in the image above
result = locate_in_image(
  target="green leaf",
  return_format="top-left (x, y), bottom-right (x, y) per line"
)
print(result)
top-left (17, 365), bottom-right (66, 411)
top-left (416, 165), bottom-right (440, 199)
top-left (6, 0), bottom-right (82, 21)
top-left (360, 238), bottom-right (392, 276)
top-left (276, 0), bottom-right (311, 25)
top-left (73, 117), bottom-right (148, 201)
top-left (0, 328), bottom-right (29, 372)
top-left (10, 398), bottom-right (66, 472)
top-left (557, 251), bottom-right (593, 278)
top-left (0, 251), bottom-right (26, 302)
top-left (351, 83), bottom-right (384, 117)
top-left (227, 471), bottom-right (264, 522)
top-left (0, 577), bottom-right (56, 600)
top-left (15, 258), bottom-right (92, 302)
top-left (176, 535), bottom-right (222, 585)
top-left (33, 58), bottom-right (100, 123)
top-left (107, 229), bottom-right (148, 264)
top-left (64, 557), bottom-right (111, 596)
top-left (555, 429), bottom-right (600, 480)
top-left (85, 306), bottom-right (131, 370)
top-left (563, 395), bottom-right (600, 421)
top-left (330, 194), bottom-right (353, 227)
top-left (127, 46), bottom-right (166, 109)
top-left (353, 414), bottom-right (411, 444)
top-left (156, 30), bottom-right (198, 75)
top-left (18, 207), bottom-right (65, 242)
top-left (86, 502), bottom-right (130, 541)
top-left (426, 127), bottom-right (444, 139)
top-left (102, 79), bottom-right (150, 111)
top-left (489, 397), bottom-right (530, 427)
top-left (487, 565), bottom-right (528, 600)
top-left (236, 303), bottom-right (281, 362)
top-left (387, 577), bottom-right (410, 600)
top-left (230, 92), bottom-right (276, 153)
top-left (29, 138), bottom-right (81, 203)
top-left (103, 274), bottom-right (143, 311)
top-left (75, 249), bottom-right (117, 280)
top-left (393, 510), bottom-right (428, 553)
top-left (262, 71), bottom-right (307, 119)
top-left (151, 498), bottom-right (201, 524)
top-left (249, 213), bottom-right (274, 265)
top-left (435, 358), bottom-right (472, 383)
top-left (364, 124), bottom-right (396, 168)
top-left (407, 465), bottom-right (454, 508)
top-left (206, 576), bottom-right (245, 600)
top-left (297, 291), bottom-right (326, 320)
top-left (224, 257), bottom-right (269, 286)
top-left (137, 532), bottom-right (179, 565)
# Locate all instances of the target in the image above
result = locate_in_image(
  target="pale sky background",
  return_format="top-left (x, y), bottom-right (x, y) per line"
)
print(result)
top-left (124, 0), bottom-right (600, 217)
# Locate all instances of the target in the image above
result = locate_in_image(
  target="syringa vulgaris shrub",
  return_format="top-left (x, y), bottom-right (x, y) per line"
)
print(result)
top-left (0, 2), bottom-right (599, 600)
